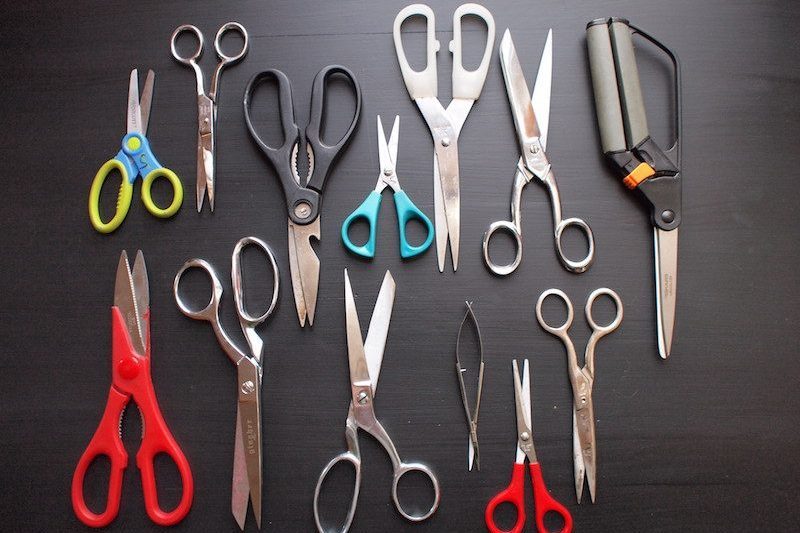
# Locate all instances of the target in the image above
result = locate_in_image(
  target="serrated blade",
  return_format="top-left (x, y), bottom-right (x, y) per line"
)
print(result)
top-left (131, 250), bottom-right (149, 350)
top-left (288, 217), bottom-right (320, 327)
top-left (113, 251), bottom-right (145, 354)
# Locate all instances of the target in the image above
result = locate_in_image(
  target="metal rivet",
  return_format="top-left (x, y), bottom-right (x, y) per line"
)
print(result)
top-left (241, 380), bottom-right (255, 394)
top-left (661, 210), bottom-right (675, 223)
top-left (294, 201), bottom-right (311, 219)
top-left (441, 137), bottom-right (450, 147)
top-left (520, 431), bottom-right (530, 441)
top-left (383, 167), bottom-right (392, 176)
top-left (357, 391), bottom-right (368, 404)
top-left (529, 145), bottom-right (539, 154)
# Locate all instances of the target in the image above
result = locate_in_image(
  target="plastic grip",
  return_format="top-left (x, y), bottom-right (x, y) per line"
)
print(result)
top-left (608, 20), bottom-right (650, 146)
top-left (88, 158), bottom-right (134, 233)
top-left (341, 191), bottom-right (381, 258)
top-left (586, 22), bottom-right (627, 154)
top-left (141, 168), bottom-right (184, 218)
top-left (393, 4), bottom-right (438, 99)
top-left (71, 387), bottom-right (129, 527)
top-left (451, 3), bottom-right (495, 100)
top-left (485, 462), bottom-right (526, 533)
top-left (529, 463), bottom-right (573, 533)
top-left (394, 191), bottom-right (434, 259)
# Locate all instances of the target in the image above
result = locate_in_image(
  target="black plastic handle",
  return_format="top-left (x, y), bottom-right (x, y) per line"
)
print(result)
top-left (243, 69), bottom-right (320, 224)
top-left (304, 65), bottom-right (362, 192)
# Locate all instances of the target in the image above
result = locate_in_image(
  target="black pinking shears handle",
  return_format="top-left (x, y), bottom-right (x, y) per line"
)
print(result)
top-left (243, 66), bottom-right (361, 225)
top-left (586, 18), bottom-right (682, 231)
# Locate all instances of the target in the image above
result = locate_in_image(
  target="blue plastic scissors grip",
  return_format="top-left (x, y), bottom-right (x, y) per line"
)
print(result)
top-left (341, 191), bottom-right (382, 258)
top-left (122, 132), bottom-right (162, 177)
top-left (394, 191), bottom-right (434, 259)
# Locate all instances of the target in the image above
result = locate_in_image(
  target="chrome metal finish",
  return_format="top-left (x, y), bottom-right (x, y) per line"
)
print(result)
top-left (287, 217), bottom-right (320, 327)
top-left (455, 301), bottom-right (484, 471)
top-left (654, 227), bottom-right (678, 358)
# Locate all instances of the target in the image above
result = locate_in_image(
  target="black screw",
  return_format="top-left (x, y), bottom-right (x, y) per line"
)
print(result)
top-left (661, 210), bottom-right (675, 223)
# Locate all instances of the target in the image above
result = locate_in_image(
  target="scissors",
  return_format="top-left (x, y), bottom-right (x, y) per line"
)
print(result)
top-left (341, 115), bottom-right (434, 259)
top-left (72, 251), bottom-right (193, 527)
top-left (482, 30), bottom-right (595, 275)
top-left (174, 236), bottom-right (279, 530)
top-left (170, 22), bottom-right (249, 212)
top-left (586, 18), bottom-right (682, 358)
top-left (393, 3), bottom-right (495, 272)
top-left (88, 69), bottom-right (183, 233)
top-left (314, 270), bottom-right (440, 532)
top-left (536, 288), bottom-right (623, 503)
top-left (485, 359), bottom-right (572, 533)
top-left (244, 66), bottom-right (361, 327)
top-left (455, 300), bottom-right (484, 471)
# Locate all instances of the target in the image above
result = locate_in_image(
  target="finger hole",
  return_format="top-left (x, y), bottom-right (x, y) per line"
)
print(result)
top-left (171, 25), bottom-right (202, 62)
top-left (315, 459), bottom-right (358, 532)
top-left (457, 14), bottom-right (490, 71)
top-left (402, 215), bottom-right (429, 248)
top-left (483, 223), bottom-right (521, 275)
top-left (490, 501), bottom-right (519, 532)
top-left (145, 173), bottom-right (178, 212)
top-left (543, 509), bottom-right (567, 532)
top-left (81, 454), bottom-right (111, 515)
top-left (95, 164), bottom-right (126, 224)
top-left (394, 467), bottom-right (438, 520)
top-left (234, 239), bottom-right (278, 321)
top-left (586, 289), bottom-right (623, 331)
top-left (399, 14), bottom-right (430, 72)
top-left (555, 219), bottom-right (593, 271)
top-left (537, 290), bottom-right (573, 331)
top-left (246, 75), bottom-right (286, 148)
top-left (318, 72), bottom-right (359, 148)
top-left (150, 452), bottom-right (181, 512)
top-left (216, 23), bottom-right (248, 60)
top-left (174, 263), bottom-right (215, 317)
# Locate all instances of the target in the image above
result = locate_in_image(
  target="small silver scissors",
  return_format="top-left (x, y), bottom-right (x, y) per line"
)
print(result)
top-left (483, 29), bottom-right (595, 275)
top-left (173, 236), bottom-right (279, 530)
top-left (313, 270), bottom-right (440, 532)
top-left (170, 22), bottom-right (249, 212)
top-left (536, 288), bottom-right (623, 503)
top-left (393, 3), bottom-right (495, 272)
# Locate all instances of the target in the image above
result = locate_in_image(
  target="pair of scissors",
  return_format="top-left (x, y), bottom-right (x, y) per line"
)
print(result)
top-left (72, 251), bottom-right (193, 527)
top-left (174, 236), bottom-right (279, 530)
top-left (88, 69), bottom-right (183, 233)
top-left (485, 359), bottom-right (572, 533)
top-left (536, 288), bottom-right (623, 503)
top-left (483, 30), bottom-right (595, 276)
top-left (314, 270), bottom-right (440, 532)
top-left (244, 66), bottom-right (361, 327)
top-left (393, 3), bottom-right (495, 272)
top-left (171, 22), bottom-right (249, 212)
top-left (455, 300), bottom-right (484, 471)
top-left (586, 18), bottom-right (681, 358)
top-left (341, 115), bottom-right (434, 259)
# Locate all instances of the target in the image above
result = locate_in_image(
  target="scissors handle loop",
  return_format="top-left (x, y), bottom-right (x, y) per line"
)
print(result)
top-left (391, 461), bottom-right (441, 522)
top-left (542, 171), bottom-right (594, 273)
top-left (585, 288), bottom-right (624, 334)
top-left (210, 22), bottom-right (248, 99)
top-left (231, 236), bottom-right (279, 324)
top-left (313, 450), bottom-right (362, 533)
top-left (89, 158), bottom-right (134, 233)
top-left (170, 25), bottom-right (205, 95)
top-left (451, 3), bottom-right (495, 100)
top-left (393, 4), bottom-right (438, 99)
top-left (483, 169), bottom-right (527, 275)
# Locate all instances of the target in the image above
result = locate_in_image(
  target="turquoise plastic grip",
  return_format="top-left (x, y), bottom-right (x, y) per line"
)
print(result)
top-left (341, 191), bottom-right (382, 258)
top-left (394, 190), bottom-right (434, 259)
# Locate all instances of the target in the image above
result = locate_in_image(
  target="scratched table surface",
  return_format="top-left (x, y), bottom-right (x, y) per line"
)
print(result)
top-left (1, 0), bottom-right (798, 531)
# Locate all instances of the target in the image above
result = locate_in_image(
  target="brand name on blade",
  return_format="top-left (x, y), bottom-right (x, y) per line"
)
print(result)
top-left (246, 418), bottom-right (256, 455)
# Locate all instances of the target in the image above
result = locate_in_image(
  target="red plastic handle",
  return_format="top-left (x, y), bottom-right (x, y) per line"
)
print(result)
top-left (529, 463), bottom-right (573, 533)
top-left (485, 462), bottom-right (526, 533)
top-left (135, 385), bottom-right (194, 526)
top-left (71, 387), bottom-right (129, 528)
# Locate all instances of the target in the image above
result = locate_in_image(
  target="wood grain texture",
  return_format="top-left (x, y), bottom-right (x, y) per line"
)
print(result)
top-left (0, 0), bottom-right (798, 531)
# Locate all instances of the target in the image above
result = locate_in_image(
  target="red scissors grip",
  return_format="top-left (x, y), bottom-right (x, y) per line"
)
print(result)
top-left (529, 462), bottom-right (573, 533)
top-left (71, 387), bottom-right (129, 528)
top-left (485, 462), bottom-right (526, 533)
top-left (136, 387), bottom-right (194, 526)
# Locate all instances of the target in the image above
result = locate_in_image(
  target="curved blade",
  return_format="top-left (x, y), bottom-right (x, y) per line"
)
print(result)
top-left (363, 271), bottom-right (396, 395)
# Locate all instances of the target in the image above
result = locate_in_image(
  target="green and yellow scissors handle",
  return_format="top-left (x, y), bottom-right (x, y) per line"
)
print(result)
top-left (89, 69), bottom-right (183, 234)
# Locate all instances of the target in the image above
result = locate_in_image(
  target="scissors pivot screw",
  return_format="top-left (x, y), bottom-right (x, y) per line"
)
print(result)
top-left (383, 167), bottom-right (392, 176)
top-left (520, 431), bottom-right (530, 441)
top-left (294, 201), bottom-right (312, 219)
top-left (241, 380), bottom-right (256, 394)
top-left (662, 210), bottom-right (675, 223)
top-left (440, 137), bottom-right (450, 147)
top-left (357, 391), bottom-right (369, 404)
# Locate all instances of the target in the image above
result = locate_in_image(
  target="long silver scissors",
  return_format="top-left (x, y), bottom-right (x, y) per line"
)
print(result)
top-left (483, 29), bottom-right (595, 275)
top-left (536, 288), bottom-right (623, 504)
top-left (170, 22), bottom-right (249, 212)
top-left (393, 3), bottom-right (495, 272)
top-left (173, 236), bottom-right (279, 530)
top-left (313, 270), bottom-right (440, 532)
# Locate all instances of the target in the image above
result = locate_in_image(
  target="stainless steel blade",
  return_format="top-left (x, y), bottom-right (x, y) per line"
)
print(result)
top-left (238, 395), bottom-right (262, 529)
top-left (388, 115), bottom-right (400, 165)
top-left (574, 400), bottom-right (596, 504)
top-left (377, 115), bottom-right (393, 174)
top-left (231, 406), bottom-right (248, 530)
top-left (521, 359), bottom-right (531, 431)
top-left (363, 271), bottom-right (396, 396)
top-left (531, 30), bottom-right (553, 150)
top-left (468, 436), bottom-right (474, 471)
top-left (131, 250), bottom-right (149, 350)
top-left (139, 70), bottom-right (154, 135)
top-left (572, 409), bottom-right (585, 503)
top-left (654, 227), bottom-right (678, 358)
top-left (199, 130), bottom-right (214, 212)
top-left (287, 218), bottom-right (320, 327)
top-left (113, 251), bottom-right (145, 354)
top-left (344, 270), bottom-right (371, 389)
top-left (499, 31), bottom-right (541, 154)
top-left (127, 69), bottom-right (142, 134)
top-left (433, 152), bottom-right (447, 272)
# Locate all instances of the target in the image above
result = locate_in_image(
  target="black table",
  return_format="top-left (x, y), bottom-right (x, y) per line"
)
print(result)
top-left (2, 1), bottom-right (798, 531)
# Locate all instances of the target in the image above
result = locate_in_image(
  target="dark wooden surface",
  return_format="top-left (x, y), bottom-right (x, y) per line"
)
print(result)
top-left (1, 0), bottom-right (798, 531)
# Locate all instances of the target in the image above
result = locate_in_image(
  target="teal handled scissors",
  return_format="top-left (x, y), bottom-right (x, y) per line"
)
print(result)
top-left (89, 69), bottom-right (183, 233)
top-left (341, 115), bottom-right (434, 259)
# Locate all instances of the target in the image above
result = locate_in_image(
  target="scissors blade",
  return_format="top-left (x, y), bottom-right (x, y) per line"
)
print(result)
top-left (287, 218), bottom-right (320, 327)
top-left (139, 69), bottom-right (154, 136)
top-left (238, 362), bottom-right (262, 529)
top-left (574, 400), bottom-right (597, 503)
top-left (499, 31), bottom-right (543, 155)
top-left (511, 359), bottom-right (533, 462)
top-left (126, 69), bottom-right (143, 134)
top-left (131, 250), bottom-right (149, 349)
top-left (377, 115), bottom-right (393, 174)
top-left (468, 436), bottom-right (474, 471)
top-left (654, 227), bottom-right (678, 358)
top-left (363, 271), bottom-right (396, 396)
top-left (344, 270), bottom-right (371, 389)
top-left (113, 251), bottom-right (145, 355)
top-left (531, 30), bottom-right (553, 151)
top-left (432, 153), bottom-right (447, 272)
top-left (231, 406), bottom-right (249, 530)
top-left (197, 93), bottom-right (216, 212)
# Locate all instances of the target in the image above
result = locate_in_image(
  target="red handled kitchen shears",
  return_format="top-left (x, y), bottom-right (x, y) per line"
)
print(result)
top-left (71, 250), bottom-right (193, 527)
